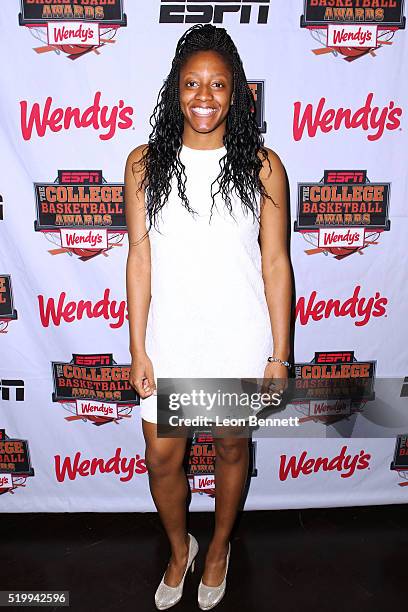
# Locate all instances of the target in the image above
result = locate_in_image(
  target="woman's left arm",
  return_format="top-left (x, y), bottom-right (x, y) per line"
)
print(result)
top-left (259, 148), bottom-right (293, 381)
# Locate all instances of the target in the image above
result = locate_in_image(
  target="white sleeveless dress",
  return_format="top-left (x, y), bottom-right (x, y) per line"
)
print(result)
top-left (139, 144), bottom-right (273, 423)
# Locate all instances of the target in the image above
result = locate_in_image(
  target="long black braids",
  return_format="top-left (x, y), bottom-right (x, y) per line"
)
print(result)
top-left (133, 24), bottom-right (276, 235)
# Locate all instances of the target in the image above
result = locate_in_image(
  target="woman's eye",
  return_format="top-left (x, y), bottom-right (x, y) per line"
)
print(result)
top-left (184, 81), bottom-right (225, 88)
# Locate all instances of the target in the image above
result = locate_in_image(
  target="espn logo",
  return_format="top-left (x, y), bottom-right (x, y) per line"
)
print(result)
top-left (159, 0), bottom-right (270, 24)
top-left (324, 171), bottom-right (366, 184)
top-left (315, 352), bottom-right (354, 364)
top-left (0, 379), bottom-right (25, 401)
top-left (58, 170), bottom-right (101, 184)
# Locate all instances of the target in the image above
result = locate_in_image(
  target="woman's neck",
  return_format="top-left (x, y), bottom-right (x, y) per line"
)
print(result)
top-left (181, 126), bottom-right (225, 151)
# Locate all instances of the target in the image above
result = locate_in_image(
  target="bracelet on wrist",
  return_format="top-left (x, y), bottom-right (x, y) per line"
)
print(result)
top-left (267, 356), bottom-right (291, 368)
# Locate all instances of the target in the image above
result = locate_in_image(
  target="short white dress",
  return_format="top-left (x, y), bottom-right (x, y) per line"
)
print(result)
top-left (139, 144), bottom-right (273, 423)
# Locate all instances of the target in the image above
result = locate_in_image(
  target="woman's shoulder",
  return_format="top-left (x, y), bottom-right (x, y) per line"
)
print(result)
top-left (258, 146), bottom-right (285, 181)
top-left (125, 144), bottom-right (149, 182)
top-left (126, 143), bottom-right (149, 166)
top-left (257, 146), bottom-right (284, 168)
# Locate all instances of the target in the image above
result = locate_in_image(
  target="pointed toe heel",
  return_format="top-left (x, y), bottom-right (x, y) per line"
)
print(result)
top-left (197, 542), bottom-right (231, 610)
top-left (154, 533), bottom-right (199, 610)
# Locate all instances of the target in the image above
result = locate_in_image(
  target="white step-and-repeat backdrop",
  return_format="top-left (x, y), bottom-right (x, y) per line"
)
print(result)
top-left (0, 1), bottom-right (408, 511)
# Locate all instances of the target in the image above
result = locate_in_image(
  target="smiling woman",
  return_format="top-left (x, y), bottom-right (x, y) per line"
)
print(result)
top-left (124, 23), bottom-right (292, 612)
top-left (179, 51), bottom-right (233, 143)
top-left (133, 24), bottom-right (278, 228)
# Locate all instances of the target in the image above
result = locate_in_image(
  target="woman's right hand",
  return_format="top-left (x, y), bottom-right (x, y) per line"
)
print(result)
top-left (129, 352), bottom-right (157, 399)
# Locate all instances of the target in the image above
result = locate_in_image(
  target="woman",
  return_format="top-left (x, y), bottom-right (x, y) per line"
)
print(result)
top-left (125, 24), bottom-right (292, 610)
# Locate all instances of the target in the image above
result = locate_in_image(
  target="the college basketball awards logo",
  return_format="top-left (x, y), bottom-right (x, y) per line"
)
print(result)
top-left (0, 429), bottom-right (35, 496)
top-left (186, 431), bottom-right (257, 497)
top-left (0, 275), bottom-right (18, 332)
top-left (390, 434), bottom-right (408, 486)
top-left (300, 0), bottom-right (406, 62)
top-left (294, 170), bottom-right (391, 260)
top-left (51, 353), bottom-right (140, 426)
top-left (292, 351), bottom-right (376, 425)
top-left (34, 170), bottom-right (126, 261)
top-left (18, 0), bottom-right (127, 60)
top-left (248, 81), bottom-right (266, 133)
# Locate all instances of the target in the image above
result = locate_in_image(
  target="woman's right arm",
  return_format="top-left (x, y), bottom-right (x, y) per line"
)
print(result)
top-left (124, 144), bottom-right (156, 398)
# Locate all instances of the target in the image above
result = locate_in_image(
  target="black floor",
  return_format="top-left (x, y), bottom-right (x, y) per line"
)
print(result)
top-left (1, 504), bottom-right (407, 611)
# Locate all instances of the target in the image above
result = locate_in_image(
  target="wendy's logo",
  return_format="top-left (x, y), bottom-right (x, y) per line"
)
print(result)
top-left (279, 445), bottom-right (371, 481)
top-left (33, 169), bottom-right (126, 261)
top-left (300, 0), bottom-right (406, 62)
top-left (296, 286), bottom-right (388, 327)
top-left (18, 0), bottom-right (127, 60)
top-left (289, 350), bottom-right (376, 427)
top-left (293, 93), bottom-right (402, 142)
top-left (294, 170), bottom-right (391, 260)
top-left (20, 91), bottom-right (134, 141)
top-left (51, 353), bottom-right (140, 426)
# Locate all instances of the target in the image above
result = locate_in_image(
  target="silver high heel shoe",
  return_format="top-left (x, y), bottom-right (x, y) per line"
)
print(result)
top-left (197, 542), bottom-right (231, 610)
top-left (155, 532), bottom-right (199, 610)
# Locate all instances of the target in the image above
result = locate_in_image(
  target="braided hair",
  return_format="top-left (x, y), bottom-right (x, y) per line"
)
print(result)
top-left (134, 24), bottom-right (275, 235)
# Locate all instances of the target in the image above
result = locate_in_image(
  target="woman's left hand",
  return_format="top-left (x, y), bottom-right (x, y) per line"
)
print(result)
top-left (261, 360), bottom-right (289, 398)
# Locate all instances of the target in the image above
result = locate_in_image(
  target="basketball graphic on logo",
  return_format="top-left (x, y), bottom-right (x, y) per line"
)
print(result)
top-left (58, 43), bottom-right (94, 58)
top-left (336, 46), bottom-right (370, 60)
top-left (325, 245), bottom-right (361, 258)
top-left (70, 247), bottom-right (104, 259)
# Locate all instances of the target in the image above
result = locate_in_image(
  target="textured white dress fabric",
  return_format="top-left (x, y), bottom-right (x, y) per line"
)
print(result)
top-left (140, 144), bottom-right (273, 423)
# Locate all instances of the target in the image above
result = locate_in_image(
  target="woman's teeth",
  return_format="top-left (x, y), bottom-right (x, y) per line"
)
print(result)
top-left (192, 107), bottom-right (217, 116)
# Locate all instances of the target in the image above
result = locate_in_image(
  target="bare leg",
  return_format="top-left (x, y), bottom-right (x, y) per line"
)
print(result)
top-left (142, 419), bottom-right (190, 586)
top-left (201, 433), bottom-right (249, 586)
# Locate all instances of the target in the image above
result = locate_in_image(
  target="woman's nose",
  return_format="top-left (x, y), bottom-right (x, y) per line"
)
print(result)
top-left (195, 87), bottom-right (213, 101)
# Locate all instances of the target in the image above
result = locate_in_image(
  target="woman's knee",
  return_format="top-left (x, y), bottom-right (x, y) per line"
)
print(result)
top-left (214, 438), bottom-right (248, 464)
top-left (144, 443), bottom-right (185, 476)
